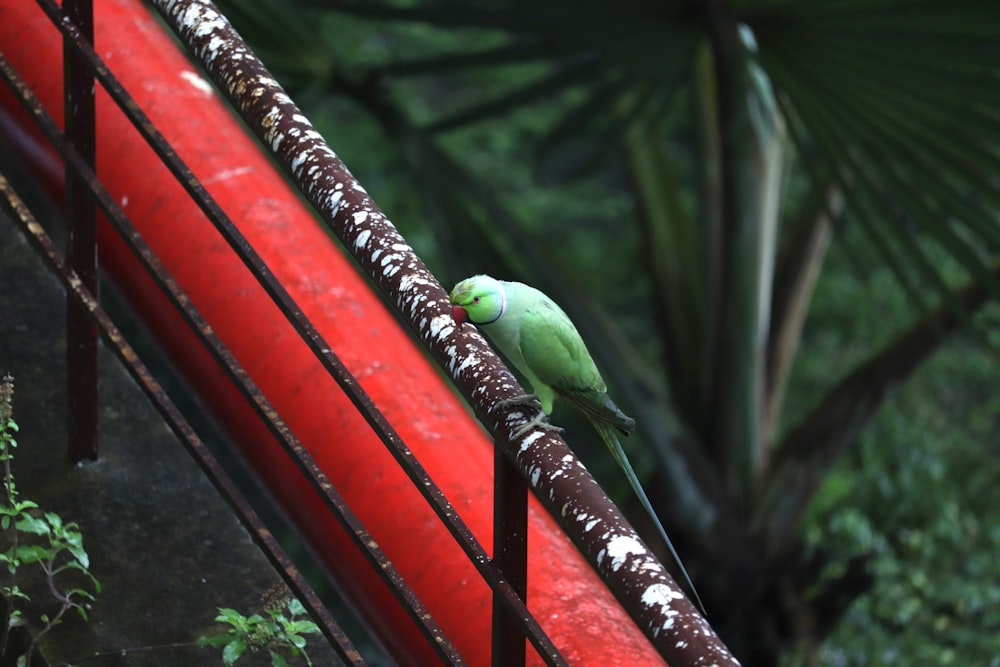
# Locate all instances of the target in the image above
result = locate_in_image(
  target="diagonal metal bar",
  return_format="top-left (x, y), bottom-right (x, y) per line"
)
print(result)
top-left (148, 1), bottom-right (741, 663)
top-left (33, 0), bottom-right (567, 663)
top-left (0, 171), bottom-right (366, 666)
top-left (492, 443), bottom-right (528, 667)
top-left (63, 0), bottom-right (98, 462)
top-left (0, 49), bottom-right (464, 666)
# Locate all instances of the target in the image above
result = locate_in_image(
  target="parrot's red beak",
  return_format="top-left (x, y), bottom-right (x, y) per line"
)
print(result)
top-left (451, 305), bottom-right (468, 324)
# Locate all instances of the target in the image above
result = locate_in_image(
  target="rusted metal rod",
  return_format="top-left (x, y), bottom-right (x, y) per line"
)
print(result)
top-left (492, 443), bottom-right (528, 667)
top-left (149, 1), bottom-right (740, 663)
top-left (62, 0), bottom-right (98, 462)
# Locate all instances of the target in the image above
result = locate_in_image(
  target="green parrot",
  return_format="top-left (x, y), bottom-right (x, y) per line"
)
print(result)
top-left (449, 274), bottom-right (704, 614)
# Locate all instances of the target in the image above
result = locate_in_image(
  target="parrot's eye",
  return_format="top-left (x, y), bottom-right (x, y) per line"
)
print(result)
top-left (473, 296), bottom-right (481, 304)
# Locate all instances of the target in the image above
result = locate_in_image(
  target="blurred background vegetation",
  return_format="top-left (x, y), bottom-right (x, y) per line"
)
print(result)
top-left (212, 1), bottom-right (999, 665)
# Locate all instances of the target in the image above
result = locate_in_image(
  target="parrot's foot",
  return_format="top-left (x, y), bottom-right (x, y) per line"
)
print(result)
top-left (493, 393), bottom-right (543, 412)
top-left (510, 410), bottom-right (563, 440)
top-left (492, 394), bottom-right (562, 439)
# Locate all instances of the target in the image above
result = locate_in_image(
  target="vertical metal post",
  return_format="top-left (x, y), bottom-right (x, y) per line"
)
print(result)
top-left (64, 0), bottom-right (98, 461)
top-left (492, 445), bottom-right (528, 667)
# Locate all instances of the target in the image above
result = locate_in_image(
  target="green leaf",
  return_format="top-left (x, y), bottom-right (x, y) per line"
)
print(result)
top-left (66, 586), bottom-right (96, 602)
top-left (65, 539), bottom-right (90, 569)
top-left (286, 620), bottom-right (319, 636)
top-left (215, 607), bottom-right (246, 626)
top-left (244, 613), bottom-right (266, 626)
top-left (15, 545), bottom-right (49, 564)
top-left (71, 547), bottom-right (90, 569)
top-left (286, 598), bottom-right (306, 616)
top-left (222, 639), bottom-right (247, 666)
top-left (4, 585), bottom-right (28, 602)
top-left (269, 650), bottom-right (290, 667)
top-left (14, 514), bottom-right (48, 536)
top-left (43, 512), bottom-right (63, 531)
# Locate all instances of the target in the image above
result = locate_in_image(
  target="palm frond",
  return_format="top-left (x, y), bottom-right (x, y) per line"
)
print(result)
top-left (424, 57), bottom-right (603, 132)
top-left (383, 40), bottom-right (554, 77)
top-left (754, 0), bottom-right (1000, 310)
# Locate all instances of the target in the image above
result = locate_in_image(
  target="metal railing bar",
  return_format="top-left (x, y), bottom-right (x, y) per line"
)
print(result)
top-left (0, 171), bottom-right (367, 666)
top-left (491, 444), bottom-right (528, 667)
top-left (63, 0), bottom-right (99, 462)
top-left (33, 0), bottom-right (567, 662)
top-left (0, 51), bottom-right (465, 666)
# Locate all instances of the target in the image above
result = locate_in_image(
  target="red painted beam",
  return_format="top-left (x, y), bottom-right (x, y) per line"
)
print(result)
top-left (0, 1), bottom-right (665, 664)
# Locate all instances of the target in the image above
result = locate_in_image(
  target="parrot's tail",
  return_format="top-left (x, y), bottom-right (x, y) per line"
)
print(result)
top-left (590, 417), bottom-right (707, 616)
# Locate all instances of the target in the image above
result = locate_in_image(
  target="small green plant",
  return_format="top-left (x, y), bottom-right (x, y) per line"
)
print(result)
top-left (0, 375), bottom-right (320, 667)
top-left (198, 596), bottom-right (321, 667)
top-left (0, 373), bottom-right (100, 667)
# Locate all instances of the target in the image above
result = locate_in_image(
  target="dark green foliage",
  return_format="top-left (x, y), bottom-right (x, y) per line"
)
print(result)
top-left (787, 239), bottom-right (1000, 665)
top-left (197, 598), bottom-right (321, 667)
top-left (0, 374), bottom-right (100, 666)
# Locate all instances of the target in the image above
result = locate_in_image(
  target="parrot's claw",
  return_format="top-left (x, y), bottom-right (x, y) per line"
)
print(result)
top-left (493, 393), bottom-right (543, 412)
top-left (510, 410), bottom-right (564, 440)
top-left (492, 394), bottom-right (561, 439)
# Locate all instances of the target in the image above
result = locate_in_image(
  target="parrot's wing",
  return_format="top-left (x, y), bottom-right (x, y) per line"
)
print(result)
top-left (517, 303), bottom-right (601, 392)
top-left (561, 390), bottom-right (636, 436)
top-left (518, 303), bottom-right (635, 434)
